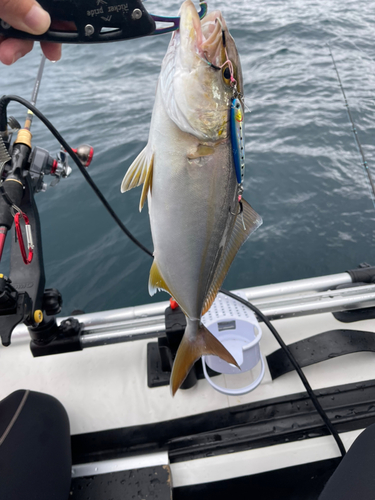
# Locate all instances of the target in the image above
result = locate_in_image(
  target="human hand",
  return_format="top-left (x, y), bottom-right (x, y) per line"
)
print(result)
top-left (0, 0), bottom-right (61, 65)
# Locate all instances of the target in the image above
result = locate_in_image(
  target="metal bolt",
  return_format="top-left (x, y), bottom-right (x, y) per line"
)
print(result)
top-left (131, 8), bottom-right (142, 20)
top-left (0, 20), bottom-right (10, 30)
top-left (85, 24), bottom-right (95, 36)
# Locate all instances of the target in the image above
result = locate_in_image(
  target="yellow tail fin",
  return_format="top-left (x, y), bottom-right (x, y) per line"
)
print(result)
top-left (170, 320), bottom-right (239, 396)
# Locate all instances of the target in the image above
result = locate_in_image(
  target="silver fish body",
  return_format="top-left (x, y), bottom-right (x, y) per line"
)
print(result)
top-left (122, 0), bottom-right (262, 395)
top-left (149, 91), bottom-right (237, 317)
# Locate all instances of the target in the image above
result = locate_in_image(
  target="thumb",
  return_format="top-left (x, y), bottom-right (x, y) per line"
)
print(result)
top-left (0, 0), bottom-right (51, 35)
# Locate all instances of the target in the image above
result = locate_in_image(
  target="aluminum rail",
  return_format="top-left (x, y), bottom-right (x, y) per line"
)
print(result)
top-left (62, 272), bottom-right (355, 330)
top-left (80, 283), bottom-right (375, 347)
top-left (10, 271), bottom-right (374, 348)
top-left (79, 271), bottom-right (353, 333)
top-left (254, 283), bottom-right (375, 319)
top-left (235, 272), bottom-right (352, 301)
top-left (76, 272), bottom-right (352, 333)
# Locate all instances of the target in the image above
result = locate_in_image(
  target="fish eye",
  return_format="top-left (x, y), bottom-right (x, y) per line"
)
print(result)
top-left (223, 66), bottom-right (231, 81)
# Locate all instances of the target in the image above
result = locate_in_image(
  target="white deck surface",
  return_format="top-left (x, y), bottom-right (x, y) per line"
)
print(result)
top-left (0, 311), bottom-right (374, 436)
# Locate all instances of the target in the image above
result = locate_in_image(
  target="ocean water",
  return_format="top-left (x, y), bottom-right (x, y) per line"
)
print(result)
top-left (0, 0), bottom-right (374, 316)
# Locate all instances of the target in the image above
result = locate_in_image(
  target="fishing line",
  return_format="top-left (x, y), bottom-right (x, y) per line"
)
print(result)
top-left (219, 287), bottom-right (347, 458)
top-left (327, 43), bottom-right (375, 209)
top-left (242, 99), bottom-right (252, 113)
top-left (0, 95), bottom-right (154, 258)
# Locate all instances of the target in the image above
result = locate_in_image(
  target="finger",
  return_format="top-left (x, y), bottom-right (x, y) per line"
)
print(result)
top-left (0, 37), bottom-right (33, 65)
top-left (0, 0), bottom-right (50, 35)
top-left (41, 41), bottom-right (61, 62)
top-left (50, 19), bottom-right (76, 31)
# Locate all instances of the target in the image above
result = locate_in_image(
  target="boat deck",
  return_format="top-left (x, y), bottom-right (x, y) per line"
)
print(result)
top-left (1, 273), bottom-right (375, 494)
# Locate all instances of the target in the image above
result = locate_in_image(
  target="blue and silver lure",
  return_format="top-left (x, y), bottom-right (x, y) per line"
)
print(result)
top-left (230, 97), bottom-right (245, 190)
top-left (230, 97), bottom-right (246, 228)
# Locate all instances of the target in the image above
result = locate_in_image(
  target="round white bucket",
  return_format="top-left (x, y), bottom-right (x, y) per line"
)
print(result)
top-left (201, 292), bottom-right (265, 396)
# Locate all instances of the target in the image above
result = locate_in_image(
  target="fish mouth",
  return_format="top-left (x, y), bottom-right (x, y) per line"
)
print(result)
top-left (200, 11), bottom-right (228, 66)
top-left (179, 1), bottom-right (227, 68)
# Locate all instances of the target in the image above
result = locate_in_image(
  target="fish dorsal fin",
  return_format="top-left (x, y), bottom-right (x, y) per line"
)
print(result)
top-left (148, 260), bottom-right (173, 297)
top-left (201, 199), bottom-right (262, 315)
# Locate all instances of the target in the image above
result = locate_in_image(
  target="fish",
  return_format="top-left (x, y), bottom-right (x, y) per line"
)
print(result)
top-left (121, 0), bottom-right (262, 395)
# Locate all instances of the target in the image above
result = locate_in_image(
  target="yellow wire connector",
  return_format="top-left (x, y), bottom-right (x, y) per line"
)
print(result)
top-left (33, 310), bottom-right (43, 324)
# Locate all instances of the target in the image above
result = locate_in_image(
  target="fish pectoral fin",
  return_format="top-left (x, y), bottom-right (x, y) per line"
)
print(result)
top-left (121, 145), bottom-right (154, 196)
top-left (139, 155), bottom-right (153, 212)
top-left (201, 199), bottom-right (262, 315)
top-left (148, 260), bottom-right (173, 297)
top-left (170, 321), bottom-right (239, 396)
top-left (187, 144), bottom-right (215, 160)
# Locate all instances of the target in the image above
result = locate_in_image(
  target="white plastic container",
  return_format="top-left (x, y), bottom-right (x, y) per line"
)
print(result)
top-left (201, 292), bottom-right (265, 396)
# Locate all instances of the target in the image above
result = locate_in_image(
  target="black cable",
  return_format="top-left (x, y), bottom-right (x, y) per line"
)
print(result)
top-left (0, 95), bottom-right (154, 258)
top-left (219, 287), bottom-right (347, 458)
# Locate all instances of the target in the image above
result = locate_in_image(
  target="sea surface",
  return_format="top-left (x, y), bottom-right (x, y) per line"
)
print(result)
top-left (0, 0), bottom-right (374, 316)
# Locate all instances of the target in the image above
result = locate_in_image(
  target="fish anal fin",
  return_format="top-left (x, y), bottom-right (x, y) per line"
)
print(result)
top-left (170, 321), bottom-right (239, 396)
top-left (121, 146), bottom-right (153, 193)
top-left (148, 260), bottom-right (173, 297)
top-left (139, 154), bottom-right (154, 212)
top-left (201, 199), bottom-right (262, 315)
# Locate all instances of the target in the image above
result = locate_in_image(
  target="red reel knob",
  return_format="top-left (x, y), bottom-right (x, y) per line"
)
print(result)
top-left (72, 144), bottom-right (94, 167)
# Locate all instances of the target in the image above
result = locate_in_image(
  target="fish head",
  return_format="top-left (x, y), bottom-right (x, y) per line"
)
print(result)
top-left (160, 0), bottom-right (243, 142)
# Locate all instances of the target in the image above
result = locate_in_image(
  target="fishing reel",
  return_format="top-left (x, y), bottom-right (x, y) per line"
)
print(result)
top-left (29, 144), bottom-right (93, 192)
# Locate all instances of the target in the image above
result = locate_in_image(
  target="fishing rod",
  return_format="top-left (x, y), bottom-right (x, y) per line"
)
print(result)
top-left (327, 44), bottom-right (375, 209)
top-left (24, 54), bottom-right (46, 132)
